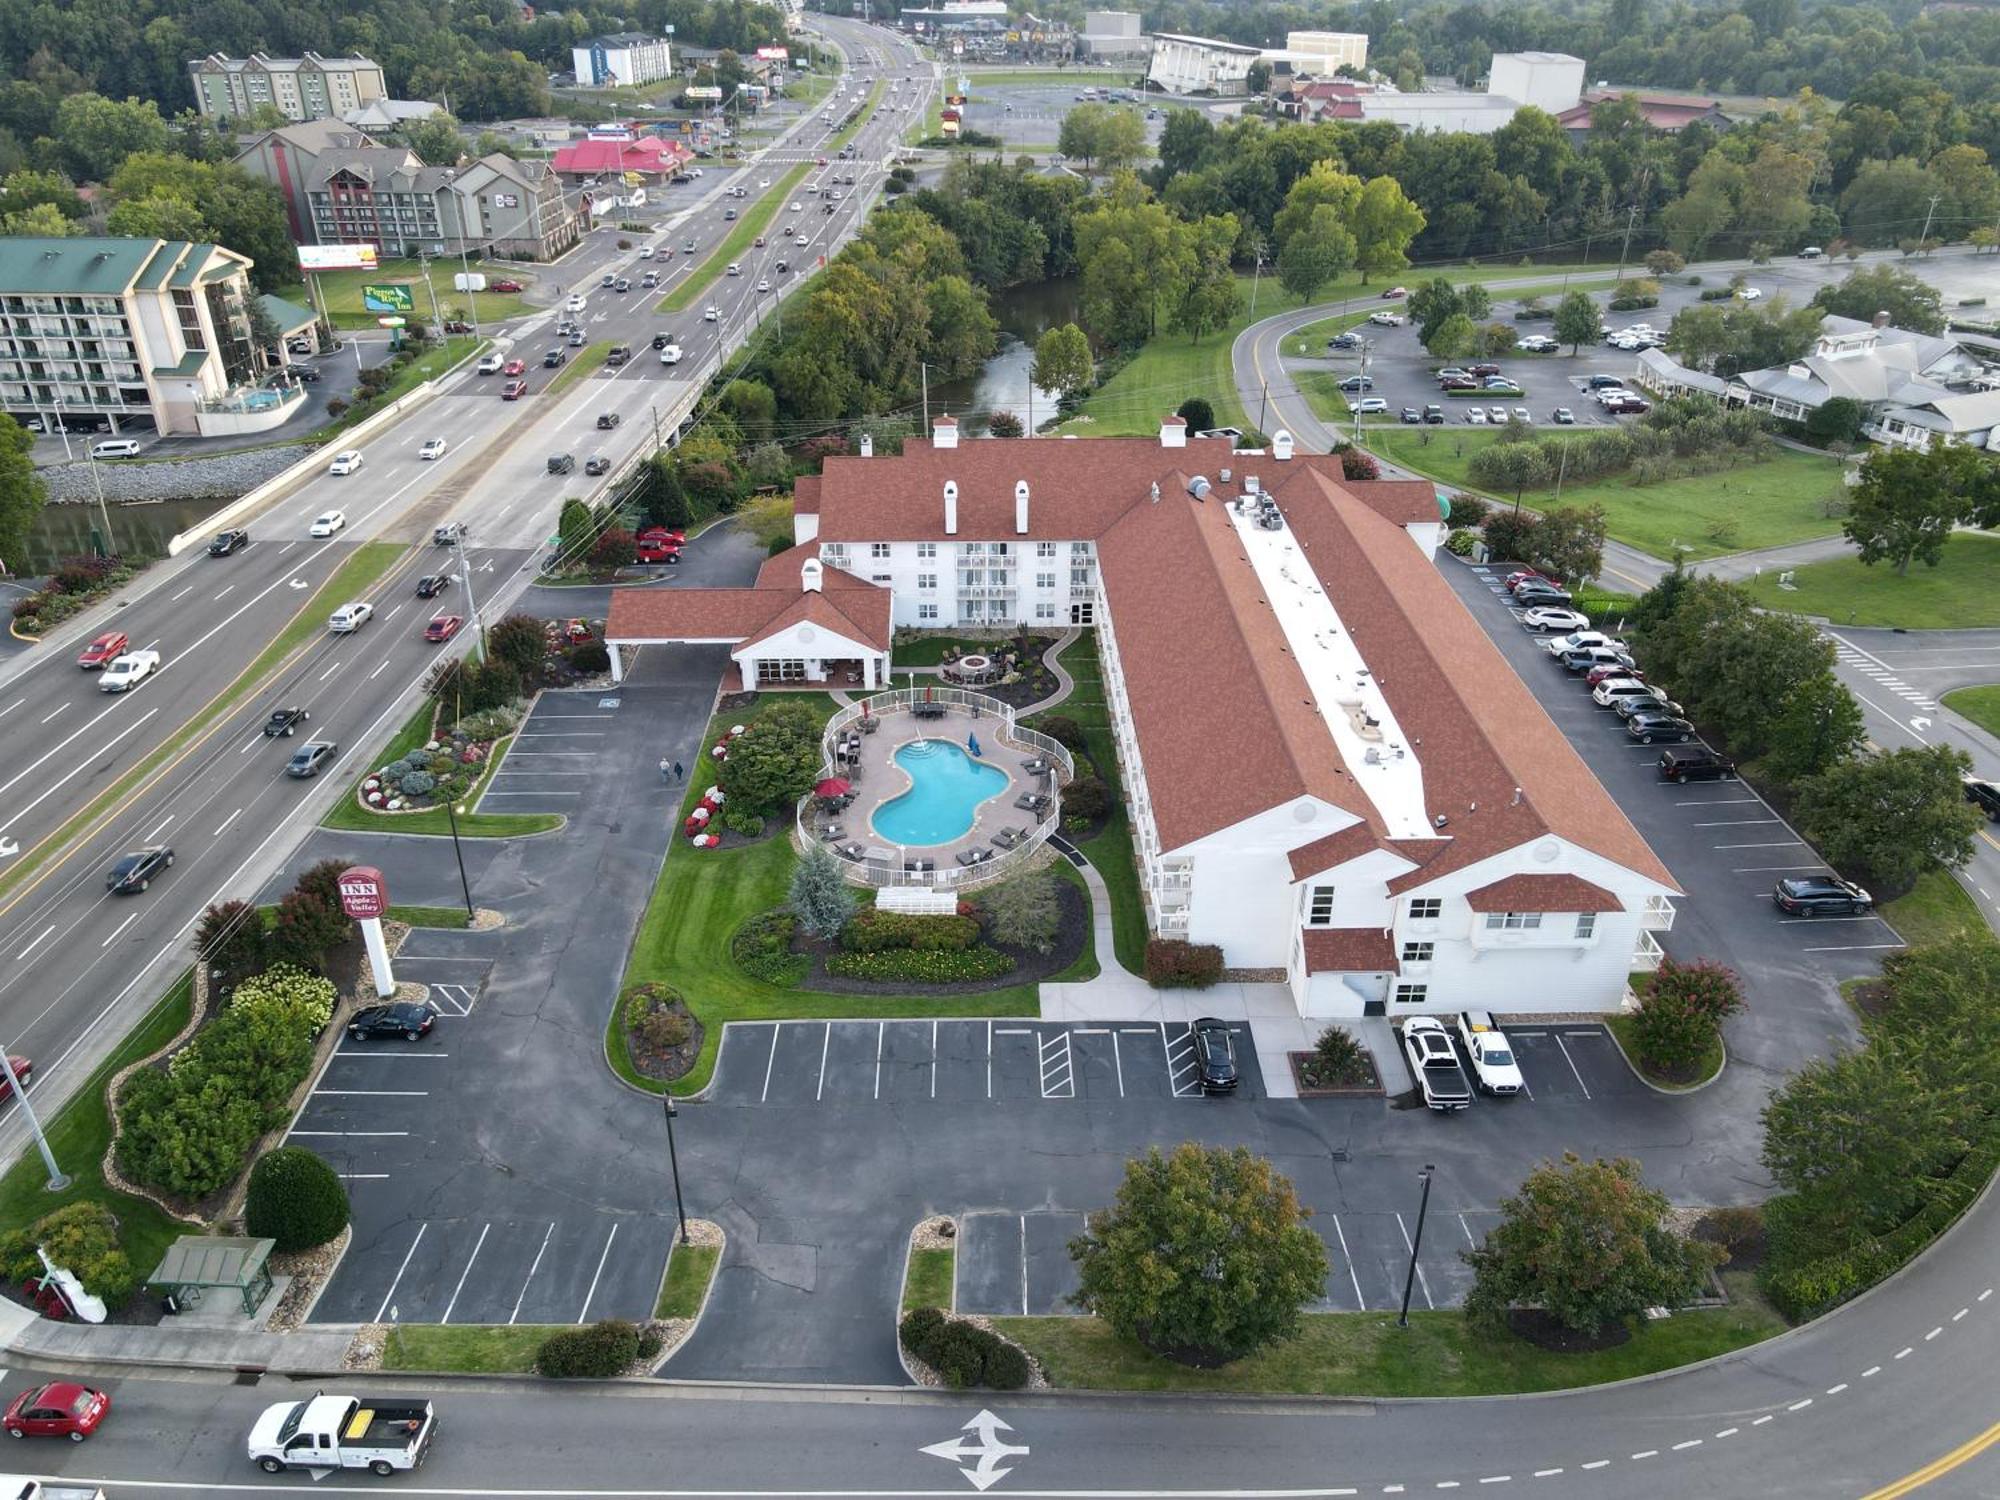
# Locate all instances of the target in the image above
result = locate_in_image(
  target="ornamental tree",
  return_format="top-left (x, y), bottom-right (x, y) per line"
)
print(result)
top-left (787, 843), bottom-right (856, 940)
top-left (245, 1147), bottom-right (351, 1252)
top-left (1630, 959), bottom-right (1744, 1075)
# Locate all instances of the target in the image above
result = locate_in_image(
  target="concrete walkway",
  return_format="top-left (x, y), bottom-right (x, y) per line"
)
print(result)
top-left (0, 1293), bottom-right (352, 1373)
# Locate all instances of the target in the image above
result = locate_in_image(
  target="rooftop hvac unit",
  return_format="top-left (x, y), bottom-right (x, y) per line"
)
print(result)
top-left (1187, 475), bottom-right (1211, 500)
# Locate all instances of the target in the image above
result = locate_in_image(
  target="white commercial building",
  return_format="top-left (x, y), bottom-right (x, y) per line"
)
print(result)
top-left (189, 52), bottom-right (386, 123)
top-left (1146, 32), bottom-right (1265, 95)
top-left (1268, 30), bottom-right (1369, 75)
top-left (607, 420), bottom-right (1678, 1019)
top-left (571, 33), bottom-right (675, 89)
top-left (1080, 10), bottom-right (1148, 61)
top-left (1487, 51), bottom-right (1588, 112)
top-left (1357, 50), bottom-right (1585, 135)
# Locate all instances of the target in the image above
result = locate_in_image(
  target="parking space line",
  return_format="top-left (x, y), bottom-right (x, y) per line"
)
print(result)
top-left (816, 1021), bottom-right (831, 1101)
top-left (1733, 864), bottom-right (1828, 873)
top-left (509, 1224), bottom-right (556, 1325)
top-left (1020, 1215), bottom-right (1030, 1315)
top-left (1329, 1214), bottom-right (1366, 1309)
top-left (1039, 1030), bottom-right (1075, 1098)
top-left (761, 1024), bottom-right (779, 1102)
top-left (1458, 1214), bottom-right (1478, 1247)
top-left (440, 1222), bottom-right (491, 1324)
top-left (1674, 797), bottom-right (1760, 806)
top-left (577, 1224), bottom-right (618, 1323)
top-left (374, 1224), bottom-right (427, 1322)
top-left (1395, 1212), bottom-right (1434, 1309)
top-left (289, 1130), bottom-right (409, 1137)
top-left (1551, 1035), bottom-right (1592, 1100)
top-left (1776, 914), bottom-right (1882, 923)
top-left (931, 1020), bottom-right (937, 1098)
top-left (1715, 840), bottom-right (1805, 848)
top-left (1112, 1031), bottom-right (1125, 1095)
top-left (987, 1019), bottom-right (993, 1099)
top-left (337, 1173), bottom-right (390, 1181)
top-left (312, 1089), bottom-right (427, 1097)
top-left (1804, 943), bottom-right (1905, 952)
top-left (1693, 818), bottom-right (1780, 827)
top-left (875, 1020), bottom-right (884, 1099)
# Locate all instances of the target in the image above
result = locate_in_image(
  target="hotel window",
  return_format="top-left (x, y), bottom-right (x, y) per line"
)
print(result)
top-left (1036, 572), bottom-right (1055, 590)
top-left (1574, 912), bottom-right (1597, 940)
top-left (917, 573), bottom-right (936, 591)
top-left (916, 542), bottom-right (936, 559)
top-left (1401, 941), bottom-right (1434, 964)
top-left (1036, 541), bottom-right (1056, 558)
top-left (1071, 542), bottom-right (1090, 556)
top-left (1483, 911), bottom-right (1542, 931)
top-left (1306, 885), bottom-right (1335, 926)
top-left (871, 574), bottom-right (890, 584)
top-left (918, 603), bottom-right (939, 621)
top-left (763, 659), bottom-right (807, 681)
top-left (870, 542), bottom-right (891, 559)
top-left (1034, 602), bottom-right (1056, 621)
top-left (1070, 566), bottom-right (1092, 588)
top-left (1393, 983), bottom-right (1429, 1005)
top-left (1407, 897), bottom-right (1442, 922)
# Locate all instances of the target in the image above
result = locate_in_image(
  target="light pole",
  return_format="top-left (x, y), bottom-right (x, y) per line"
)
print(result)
top-left (663, 1096), bottom-right (690, 1245)
top-left (0, 1052), bottom-right (67, 1191)
top-left (443, 800), bottom-right (475, 920)
top-left (1397, 1162), bottom-right (1436, 1329)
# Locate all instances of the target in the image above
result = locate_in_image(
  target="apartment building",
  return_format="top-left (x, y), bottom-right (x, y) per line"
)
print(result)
top-left (189, 52), bottom-right (387, 123)
top-left (571, 33), bottom-right (675, 89)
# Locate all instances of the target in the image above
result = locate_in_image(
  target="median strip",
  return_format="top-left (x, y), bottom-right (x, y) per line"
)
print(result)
top-left (660, 163), bottom-right (814, 315)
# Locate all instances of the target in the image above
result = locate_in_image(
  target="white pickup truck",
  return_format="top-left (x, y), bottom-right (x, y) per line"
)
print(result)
top-left (0, 1480), bottom-right (109, 1500)
top-left (1455, 1011), bottom-right (1525, 1096)
top-left (248, 1392), bottom-right (436, 1476)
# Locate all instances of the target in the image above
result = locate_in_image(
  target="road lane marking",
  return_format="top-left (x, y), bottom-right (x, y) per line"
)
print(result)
top-left (143, 814), bottom-right (173, 840)
top-left (318, 660), bottom-right (342, 682)
top-left (38, 703), bottom-right (67, 725)
top-left (213, 585), bottom-right (234, 601)
top-left (14, 923), bottom-right (54, 961)
top-left (213, 808), bottom-right (243, 837)
top-left (1859, 1417), bottom-right (2000, 1500)
top-left (169, 586), bottom-right (194, 602)
top-left (98, 911), bottom-right (138, 948)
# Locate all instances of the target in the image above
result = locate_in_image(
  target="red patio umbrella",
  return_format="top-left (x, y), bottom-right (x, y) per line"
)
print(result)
top-left (815, 777), bottom-right (852, 798)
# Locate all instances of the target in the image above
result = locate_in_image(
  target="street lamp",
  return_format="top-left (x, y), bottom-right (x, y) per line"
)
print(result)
top-left (662, 1096), bottom-right (690, 1245)
top-left (443, 801), bottom-right (475, 921)
top-left (1397, 1162), bottom-right (1436, 1329)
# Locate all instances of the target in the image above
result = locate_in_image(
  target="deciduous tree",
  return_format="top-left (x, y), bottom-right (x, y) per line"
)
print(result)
top-left (1554, 289), bottom-right (1601, 354)
top-left (1631, 959), bottom-right (1744, 1075)
top-left (1795, 744), bottom-right (1983, 889)
top-left (1765, 671), bottom-right (1866, 783)
top-left (1031, 323), bottom-right (1093, 400)
top-left (1844, 444), bottom-right (1989, 574)
top-left (980, 869), bottom-right (1061, 953)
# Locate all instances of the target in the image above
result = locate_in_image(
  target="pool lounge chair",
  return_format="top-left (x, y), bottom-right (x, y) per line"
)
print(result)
top-left (837, 842), bottom-right (866, 861)
top-left (904, 858), bottom-right (935, 874)
top-left (1013, 792), bottom-right (1051, 813)
top-left (991, 827), bottom-right (1024, 849)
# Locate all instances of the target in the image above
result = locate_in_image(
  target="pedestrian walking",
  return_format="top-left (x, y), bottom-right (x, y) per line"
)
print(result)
top-left (660, 756), bottom-right (672, 783)
top-left (672, 760), bottom-right (685, 783)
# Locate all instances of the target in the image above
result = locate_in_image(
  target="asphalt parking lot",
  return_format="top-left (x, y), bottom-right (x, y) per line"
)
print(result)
top-left (956, 82), bottom-right (1165, 153)
top-left (476, 688), bottom-right (623, 813)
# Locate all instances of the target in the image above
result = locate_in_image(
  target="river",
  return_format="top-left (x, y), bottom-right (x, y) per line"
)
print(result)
top-left (930, 276), bottom-right (1081, 433)
top-left (17, 496), bottom-right (232, 574)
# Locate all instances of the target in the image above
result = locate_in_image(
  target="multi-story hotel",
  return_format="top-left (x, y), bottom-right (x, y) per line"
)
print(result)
top-left (189, 52), bottom-right (388, 123)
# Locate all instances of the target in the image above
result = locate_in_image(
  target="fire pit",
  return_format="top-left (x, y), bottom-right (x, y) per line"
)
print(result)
top-left (943, 653), bottom-right (1001, 686)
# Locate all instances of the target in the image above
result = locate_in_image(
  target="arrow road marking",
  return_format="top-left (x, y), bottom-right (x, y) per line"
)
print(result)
top-left (921, 1409), bottom-right (1029, 1492)
top-left (1911, 716), bottom-right (1932, 731)
top-left (290, 578), bottom-right (311, 589)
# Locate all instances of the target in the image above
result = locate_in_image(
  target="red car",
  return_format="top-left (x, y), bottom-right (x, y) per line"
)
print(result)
top-left (77, 631), bottom-right (129, 669)
top-left (0, 1054), bottom-right (30, 1100)
top-left (490, 279), bottom-right (524, 293)
top-left (635, 528), bottom-right (683, 564)
top-left (502, 379), bottom-right (528, 400)
top-left (424, 614), bottom-right (464, 643)
top-left (502, 358), bottom-right (526, 377)
top-left (816, 155), bottom-right (828, 165)
top-left (1585, 663), bottom-right (1644, 688)
top-left (1380, 285), bottom-right (1408, 299)
top-left (5, 1382), bottom-right (109, 1441)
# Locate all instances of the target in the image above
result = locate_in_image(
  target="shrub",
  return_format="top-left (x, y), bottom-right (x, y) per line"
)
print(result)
top-left (1037, 715), bottom-right (1087, 750)
top-left (1176, 397), bottom-right (1216, 434)
top-left (732, 911), bottom-right (807, 986)
top-left (0, 1203), bottom-right (137, 1308)
top-left (399, 769), bottom-right (437, 798)
top-left (1338, 447), bottom-right (1380, 481)
top-left (623, 982), bottom-right (692, 1052)
top-left (898, 1307), bottom-right (1030, 1389)
top-left (987, 411), bottom-right (1024, 437)
top-left (1445, 528), bottom-right (1478, 556)
top-left (229, 964), bottom-right (337, 1035)
top-left (899, 1304), bottom-right (947, 1361)
top-left (840, 910), bottom-right (981, 953)
top-left (1481, 509), bottom-right (1540, 564)
top-left (569, 641), bottom-right (611, 674)
top-left (1314, 1025), bottom-right (1365, 1074)
top-left (1063, 775), bottom-right (1110, 821)
top-left (1630, 959), bottom-right (1744, 1075)
top-left (636, 1328), bottom-right (665, 1360)
top-left (981, 1337), bottom-right (1032, 1389)
top-left (536, 1318), bottom-right (641, 1377)
top-left (244, 1146), bottom-right (351, 1252)
top-left (825, 946), bottom-right (1015, 983)
top-left (980, 869), bottom-right (1062, 954)
top-left (268, 888), bottom-right (352, 971)
top-left (196, 899), bottom-right (268, 987)
top-left (721, 808), bottom-right (764, 836)
top-left (487, 613), bottom-right (548, 680)
top-left (1442, 493), bottom-right (1489, 529)
top-left (1143, 939), bottom-right (1223, 988)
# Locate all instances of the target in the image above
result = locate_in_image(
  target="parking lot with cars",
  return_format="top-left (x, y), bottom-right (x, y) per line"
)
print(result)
top-left (954, 81), bottom-right (1167, 153)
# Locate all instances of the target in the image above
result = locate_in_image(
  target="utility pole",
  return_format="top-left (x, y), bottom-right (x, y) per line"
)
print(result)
top-left (663, 1097), bottom-right (691, 1245)
top-left (1248, 243), bottom-right (1267, 317)
top-left (1258, 379), bottom-right (1270, 434)
top-left (416, 251), bottom-right (445, 342)
top-left (0, 1052), bottom-right (67, 1191)
top-left (1614, 203), bottom-right (1642, 285)
top-left (1917, 192), bottom-right (1943, 252)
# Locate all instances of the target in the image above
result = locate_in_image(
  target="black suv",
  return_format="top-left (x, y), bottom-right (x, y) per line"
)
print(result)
top-left (1624, 710), bottom-right (1694, 744)
top-left (1658, 749), bottom-right (1737, 783)
top-left (652, 332), bottom-right (673, 350)
top-left (416, 573), bottom-right (451, 598)
top-left (597, 412), bottom-right (621, 430)
top-left (542, 348), bottom-right (566, 368)
top-left (208, 529), bottom-right (248, 556)
top-left (585, 456), bottom-right (612, 476)
top-left (264, 705), bottom-right (311, 737)
top-left (1964, 776), bottom-right (2000, 820)
top-left (548, 453), bottom-right (575, 475)
top-left (347, 1001), bottom-right (437, 1042)
top-left (1191, 1017), bottom-right (1239, 1094)
top-left (107, 845), bottom-right (173, 894)
top-left (1773, 876), bottom-right (1872, 916)
top-left (606, 345), bottom-right (630, 366)
top-left (286, 741), bottom-right (338, 777)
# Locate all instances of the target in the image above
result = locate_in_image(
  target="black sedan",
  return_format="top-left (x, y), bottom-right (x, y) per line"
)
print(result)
top-left (651, 332), bottom-right (674, 351)
top-left (347, 1001), bottom-right (437, 1042)
top-left (285, 741), bottom-right (338, 777)
top-left (208, 529), bottom-right (249, 557)
top-left (107, 846), bottom-right (173, 894)
top-left (585, 456), bottom-right (612, 476)
top-left (1773, 876), bottom-right (1872, 916)
top-left (415, 573), bottom-right (452, 598)
top-left (1191, 1017), bottom-right (1239, 1094)
top-left (1623, 710), bottom-right (1695, 744)
top-left (1964, 776), bottom-right (2000, 820)
top-left (1513, 585), bottom-right (1574, 608)
top-left (264, 705), bottom-right (311, 737)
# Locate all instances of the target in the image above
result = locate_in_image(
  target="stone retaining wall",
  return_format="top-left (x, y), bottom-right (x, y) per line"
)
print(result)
top-left (39, 448), bottom-right (300, 505)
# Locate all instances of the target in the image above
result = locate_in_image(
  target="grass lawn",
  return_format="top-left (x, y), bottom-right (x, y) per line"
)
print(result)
top-left (615, 694), bottom-right (1046, 1096)
top-left (1880, 866), bottom-right (1996, 950)
top-left (382, 1324), bottom-right (556, 1374)
top-left (656, 1243), bottom-right (721, 1319)
top-left (386, 904), bottom-right (472, 929)
top-left (1745, 532), bottom-right (2000, 629)
top-left (0, 975), bottom-right (193, 1272)
top-left (1942, 683), bottom-right (2000, 738)
top-left (1295, 369), bottom-right (1354, 427)
top-left (660, 162), bottom-right (813, 314)
top-left (903, 1246), bottom-right (956, 1312)
top-left (1369, 428), bottom-right (1849, 561)
top-left (543, 340), bottom-right (613, 401)
top-left (997, 1274), bottom-right (1787, 1396)
top-left (1604, 1011), bottom-right (1722, 1091)
top-left (0, 541), bottom-right (406, 907)
top-left (320, 700), bottom-right (565, 839)
top-left (319, 339), bottom-right (481, 441)
top-left (307, 261), bottom-right (534, 330)
top-left (890, 634), bottom-right (1012, 667)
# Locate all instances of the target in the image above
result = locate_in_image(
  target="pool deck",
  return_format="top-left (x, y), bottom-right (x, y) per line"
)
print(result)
top-left (807, 706), bottom-right (1057, 870)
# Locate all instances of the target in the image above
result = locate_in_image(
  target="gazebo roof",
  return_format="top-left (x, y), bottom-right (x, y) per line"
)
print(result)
top-left (148, 1234), bottom-right (275, 1289)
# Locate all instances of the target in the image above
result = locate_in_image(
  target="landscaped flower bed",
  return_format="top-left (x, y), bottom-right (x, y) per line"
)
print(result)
top-left (358, 706), bottom-right (519, 814)
top-left (9, 553), bottom-right (138, 635)
top-left (619, 981), bottom-right (704, 1083)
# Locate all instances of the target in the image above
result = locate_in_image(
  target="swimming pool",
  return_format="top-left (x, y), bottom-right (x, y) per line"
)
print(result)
top-left (871, 740), bottom-right (1010, 846)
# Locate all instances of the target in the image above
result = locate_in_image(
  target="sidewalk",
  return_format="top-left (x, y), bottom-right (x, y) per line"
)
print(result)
top-left (0, 1295), bottom-right (352, 1374)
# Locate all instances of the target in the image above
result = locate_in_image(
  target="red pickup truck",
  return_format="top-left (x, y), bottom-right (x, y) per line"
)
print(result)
top-left (635, 528), bottom-right (684, 564)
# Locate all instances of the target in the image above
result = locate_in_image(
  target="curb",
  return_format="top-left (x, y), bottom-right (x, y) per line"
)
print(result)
top-left (1600, 1013), bottom-right (1729, 1096)
top-left (649, 1223), bottom-right (728, 1374)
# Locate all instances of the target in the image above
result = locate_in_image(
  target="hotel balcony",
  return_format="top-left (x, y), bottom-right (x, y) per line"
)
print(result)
top-left (1632, 929), bottom-right (1665, 972)
top-left (1641, 894), bottom-right (1676, 931)
top-left (955, 583), bottom-right (1016, 599)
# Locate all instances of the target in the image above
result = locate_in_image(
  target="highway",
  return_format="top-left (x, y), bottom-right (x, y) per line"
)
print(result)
top-left (0, 13), bottom-right (932, 1159)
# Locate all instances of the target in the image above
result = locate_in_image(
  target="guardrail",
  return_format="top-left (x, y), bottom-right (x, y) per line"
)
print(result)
top-left (795, 686), bottom-right (1074, 892)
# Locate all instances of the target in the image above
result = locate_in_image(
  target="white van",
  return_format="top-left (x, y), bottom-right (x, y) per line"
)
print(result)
top-left (91, 439), bottom-right (141, 459)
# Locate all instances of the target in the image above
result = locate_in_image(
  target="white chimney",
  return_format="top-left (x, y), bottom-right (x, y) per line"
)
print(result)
top-left (859, 433), bottom-right (874, 458)
top-left (1014, 480), bottom-right (1029, 535)
top-left (933, 414), bottom-right (959, 450)
top-left (1273, 429), bottom-right (1295, 461)
top-left (800, 557), bottom-right (823, 593)
top-left (1160, 413), bottom-right (1188, 448)
top-left (944, 480), bottom-right (959, 535)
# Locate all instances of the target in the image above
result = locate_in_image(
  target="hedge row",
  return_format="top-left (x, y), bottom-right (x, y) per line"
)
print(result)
top-left (841, 910), bottom-right (981, 953)
top-left (826, 946), bottom-right (1015, 983)
top-left (899, 1306), bottom-right (1032, 1389)
top-left (535, 1318), bottom-right (664, 1377)
top-left (732, 911), bottom-right (807, 987)
top-left (1144, 938), bottom-right (1224, 989)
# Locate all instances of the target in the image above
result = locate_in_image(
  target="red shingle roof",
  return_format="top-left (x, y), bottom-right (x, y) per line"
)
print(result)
top-left (756, 543), bottom-right (874, 591)
top-left (551, 136), bottom-right (690, 177)
top-left (1464, 873), bottom-right (1624, 913)
top-left (606, 577), bottom-right (890, 653)
top-left (1301, 927), bottom-right (1399, 974)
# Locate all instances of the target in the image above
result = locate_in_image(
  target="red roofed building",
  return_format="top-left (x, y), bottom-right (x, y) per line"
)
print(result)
top-left (549, 134), bottom-right (693, 183)
top-left (607, 419), bottom-right (1678, 1017)
top-left (1554, 91), bottom-right (1732, 140)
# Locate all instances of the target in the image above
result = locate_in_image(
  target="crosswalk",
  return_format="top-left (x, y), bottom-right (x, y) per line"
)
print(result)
top-left (1830, 636), bottom-right (1940, 713)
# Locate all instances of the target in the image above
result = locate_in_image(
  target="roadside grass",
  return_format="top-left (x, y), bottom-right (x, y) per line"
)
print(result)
top-left (656, 1243), bottom-right (721, 1319)
top-left (1603, 1011), bottom-right (1723, 1091)
top-left (903, 1246), bottom-right (955, 1312)
top-left (0, 975), bottom-right (193, 1271)
top-left (382, 1324), bottom-right (555, 1374)
top-left (1744, 532), bottom-right (2000, 629)
top-left (1370, 428), bottom-right (1848, 561)
top-left (0, 541), bottom-right (407, 908)
top-left (958, 67), bottom-right (1131, 88)
top-left (542, 341), bottom-right (614, 401)
top-left (1295, 370), bottom-right (1354, 427)
top-left (318, 339), bottom-right (481, 441)
top-left (320, 700), bottom-right (564, 839)
top-left (1942, 683), bottom-right (2000, 738)
top-left (660, 162), bottom-right (813, 314)
top-left (614, 694), bottom-right (1046, 1097)
top-left (1880, 866), bottom-right (1996, 950)
top-left (997, 1274), bottom-right (1787, 1396)
top-left (309, 261), bottom-right (533, 330)
top-left (386, 904), bottom-right (472, 929)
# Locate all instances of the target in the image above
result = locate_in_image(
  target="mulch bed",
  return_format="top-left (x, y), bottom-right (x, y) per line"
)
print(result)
top-left (1847, 978), bottom-right (1891, 1018)
top-left (1506, 1308), bottom-right (1632, 1352)
top-left (1289, 1051), bottom-right (1385, 1096)
top-left (622, 988), bottom-right (708, 1084)
top-left (793, 877), bottom-right (1089, 996)
top-left (1691, 1209), bottom-right (1767, 1274)
top-left (0, 1279), bottom-right (165, 1327)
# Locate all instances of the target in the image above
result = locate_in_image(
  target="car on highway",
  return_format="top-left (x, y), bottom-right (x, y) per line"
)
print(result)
top-left (348, 1001), bottom-right (436, 1042)
top-left (1352, 397), bottom-right (1389, 414)
top-left (328, 601), bottom-right (374, 633)
top-left (106, 845), bottom-right (173, 894)
top-left (416, 573), bottom-right (452, 599)
top-left (1965, 776), bottom-right (2000, 819)
top-left (4, 1381), bottom-right (109, 1441)
top-left (502, 359), bottom-right (526, 377)
top-left (606, 344), bottom-right (630, 366)
top-left (775, 259), bottom-right (790, 273)
top-left (703, 306), bottom-right (719, 321)
top-left (477, 353), bottom-right (505, 374)
top-left (547, 453), bottom-right (575, 475)
top-left (659, 343), bottom-right (683, 364)
top-left (326, 450), bottom-right (363, 475)
top-left (418, 438), bottom-right (449, 460)
top-left (1456, 1012), bottom-right (1524, 1096)
top-left (754, 235), bottom-right (766, 248)
top-left (502, 379), bottom-right (528, 400)
top-left (585, 456), bottom-right (612, 476)
top-left (0, 1053), bottom-right (31, 1100)
top-left (77, 631), bottom-right (129, 669)
top-left (208, 529), bottom-right (249, 557)
top-left (1520, 605), bottom-right (1590, 633)
top-left (724, 207), bottom-right (737, 221)
top-left (98, 650), bottom-right (160, 692)
top-left (790, 200), bottom-right (804, 211)
top-left (544, 348), bottom-right (567, 367)
top-left (614, 277), bottom-right (630, 293)
top-left (1623, 709), bottom-right (1695, 743)
top-left (1658, 748), bottom-right (1738, 783)
top-left (1773, 875), bottom-right (1872, 916)
top-left (727, 262), bottom-right (742, 277)
top-left (564, 294), bottom-right (586, 312)
top-left (423, 614), bottom-right (464, 643)
top-left (641, 272), bottom-right (658, 289)
top-left (1190, 1017), bottom-right (1238, 1094)
top-left (796, 234), bottom-right (810, 247)
top-left (596, 412), bottom-right (622, 430)
top-left (285, 740), bottom-right (338, 777)
top-left (651, 333), bottom-right (674, 350)
top-left (757, 278), bottom-right (771, 294)
top-left (1338, 375), bottom-right (1373, 392)
top-left (567, 330), bottom-right (586, 348)
top-left (264, 706), bottom-right (311, 737)
top-left (491, 279), bottom-right (523, 293)
top-left (308, 510), bottom-right (346, 537)
top-left (682, 241), bottom-right (696, 255)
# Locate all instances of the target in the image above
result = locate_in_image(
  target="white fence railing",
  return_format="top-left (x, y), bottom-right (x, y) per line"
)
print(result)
top-left (793, 686), bottom-right (1075, 892)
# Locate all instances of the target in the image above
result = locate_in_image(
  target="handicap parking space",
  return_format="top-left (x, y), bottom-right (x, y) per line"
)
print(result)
top-left (385, 953), bottom-right (492, 1018)
top-left (476, 692), bottom-right (618, 813)
top-left (955, 1211), bottom-right (1089, 1316)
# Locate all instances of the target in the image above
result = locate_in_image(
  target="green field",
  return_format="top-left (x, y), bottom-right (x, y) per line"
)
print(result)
top-left (383, 1324), bottom-right (555, 1374)
top-left (1295, 369), bottom-right (1355, 427)
top-left (1942, 683), bottom-right (2000, 738)
top-left (999, 1275), bottom-right (1786, 1396)
top-left (1369, 428), bottom-right (1849, 562)
top-left (1880, 866), bottom-right (1996, 950)
top-left (1744, 532), bottom-right (2000, 629)
top-left (660, 162), bottom-right (812, 314)
top-left (306, 260), bottom-right (534, 330)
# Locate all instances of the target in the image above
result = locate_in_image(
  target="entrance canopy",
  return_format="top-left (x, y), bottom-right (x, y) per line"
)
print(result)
top-left (148, 1234), bottom-right (276, 1316)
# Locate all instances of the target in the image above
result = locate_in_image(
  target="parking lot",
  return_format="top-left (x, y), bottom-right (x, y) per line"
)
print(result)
top-left (708, 1016), bottom-right (1266, 1105)
top-left (476, 689), bottom-right (622, 813)
top-left (955, 82), bottom-right (1167, 153)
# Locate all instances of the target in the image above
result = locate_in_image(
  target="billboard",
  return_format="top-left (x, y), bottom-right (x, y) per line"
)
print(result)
top-left (297, 244), bottom-right (378, 272)
top-left (362, 283), bottom-right (415, 313)
top-left (338, 866), bottom-right (389, 921)
top-left (684, 84), bottom-right (723, 100)
top-left (756, 46), bottom-right (789, 60)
